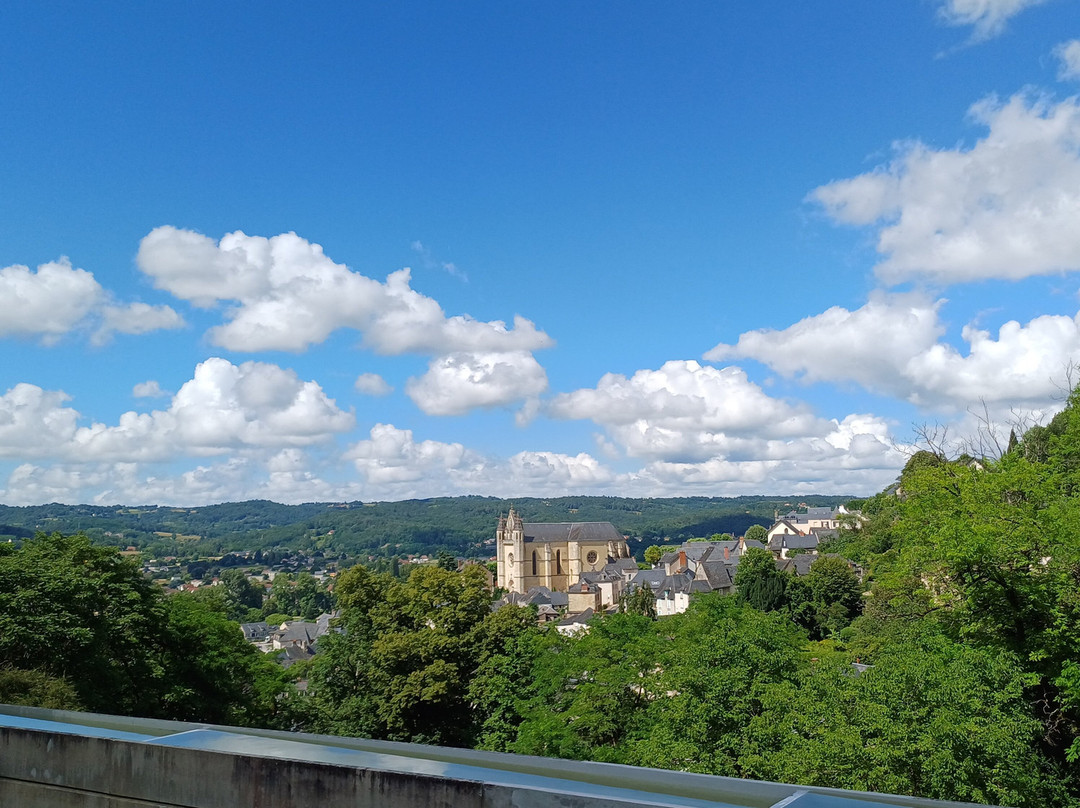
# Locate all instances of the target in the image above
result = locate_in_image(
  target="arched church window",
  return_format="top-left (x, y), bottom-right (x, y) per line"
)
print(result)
top-left (532, 551), bottom-right (537, 575)
top-left (556, 550), bottom-right (563, 575)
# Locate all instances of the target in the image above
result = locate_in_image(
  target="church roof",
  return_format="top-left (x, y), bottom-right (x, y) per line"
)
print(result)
top-left (522, 521), bottom-right (624, 543)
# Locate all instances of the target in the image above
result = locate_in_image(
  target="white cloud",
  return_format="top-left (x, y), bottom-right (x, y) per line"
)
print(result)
top-left (542, 358), bottom-right (914, 494)
top-left (812, 93), bottom-right (1080, 285)
top-left (549, 360), bottom-right (827, 461)
top-left (137, 227), bottom-right (549, 354)
top-left (937, 0), bottom-right (1047, 41)
top-left (0, 257), bottom-right (185, 345)
top-left (344, 423), bottom-right (618, 499)
top-left (706, 292), bottom-right (943, 391)
top-left (0, 456), bottom-right (344, 507)
top-left (1054, 39), bottom-right (1080, 81)
top-left (707, 293), bottom-right (1080, 411)
top-left (502, 451), bottom-right (616, 490)
top-left (132, 381), bottom-right (169, 399)
top-left (93, 302), bottom-right (184, 345)
top-left (405, 351), bottom-right (548, 416)
top-left (0, 426), bottom-right (627, 505)
top-left (354, 373), bottom-right (393, 396)
top-left (0, 259), bottom-right (103, 341)
top-left (0, 359), bottom-right (354, 464)
top-left (346, 423), bottom-right (475, 490)
top-left (0, 384), bottom-right (81, 458)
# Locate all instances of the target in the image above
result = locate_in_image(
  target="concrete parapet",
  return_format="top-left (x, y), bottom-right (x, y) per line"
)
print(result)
top-left (0, 705), bottom-right (987, 808)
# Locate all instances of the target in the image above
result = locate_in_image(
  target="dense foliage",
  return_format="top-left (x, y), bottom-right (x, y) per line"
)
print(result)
top-left (0, 532), bottom-right (291, 726)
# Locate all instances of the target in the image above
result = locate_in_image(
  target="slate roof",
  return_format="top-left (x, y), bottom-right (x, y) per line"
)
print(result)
top-left (776, 554), bottom-right (816, 576)
top-left (240, 621), bottom-right (270, 641)
top-left (274, 621), bottom-right (319, 646)
top-left (494, 586), bottom-right (570, 609)
top-left (568, 580), bottom-right (600, 594)
top-left (783, 534), bottom-right (820, 550)
top-left (606, 558), bottom-right (640, 577)
top-left (581, 569), bottom-right (622, 584)
top-left (522, 522), bottom-right (625, 543)
top-left (656, 571), bottom-right (696, 599)
top-left (697, 560), bottom-right (736, 590)
top-left (629, 569), bottom-right (666, 591)
top-left (276, 645), bottom-right (314, 668)
top-left (556, 607), bottom-right (595, 626)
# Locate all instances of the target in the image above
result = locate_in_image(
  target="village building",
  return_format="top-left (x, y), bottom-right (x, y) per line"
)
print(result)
top-left (496, 507), bottom-right (632, 594)
top-left (766, 506), bottom-right (853, 558)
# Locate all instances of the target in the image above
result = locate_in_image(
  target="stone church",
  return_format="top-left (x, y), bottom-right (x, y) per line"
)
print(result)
top-left (496, 507), bottom-right (632, 594)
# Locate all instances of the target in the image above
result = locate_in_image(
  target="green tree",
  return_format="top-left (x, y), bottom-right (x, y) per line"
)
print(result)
top-left (219, 568), bottom-right (265, 617)
top-left (515, 612), bottom-right (662, 762)
top-left (0, 532), bottom-right (169, 715)
top-left (0, 667), bottom-right (81, 710)
top-left (643, 545), bottom-right (664, 566)
top-left (305, 563), bottom-right (492, 746)
top-left (743, 631), bottom-right (1072, 807)
top-left (734, 546), bottom-right (787, 612)
top-left (0, 532), bottom-right (290, 726)
top-left (800, 555), bottom-right (863, 638)
top-left (160, 593), bottom-right (292, 727)
top-left (744, 524), bottom-right (768, 543)
top-left (618, 584), bottom-right (657, 619)
top-left (468, 605), bottom-right (542, 751)
top-left (626, 596), bottom-right (804, 775)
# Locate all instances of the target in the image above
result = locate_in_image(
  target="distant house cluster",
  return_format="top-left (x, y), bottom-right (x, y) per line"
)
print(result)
top-left (240, 613), bottom-right (338, 667)
top-left (766, 505), bottom-right (850, 558)
top-left (495, 504), bottom-right (857, 631)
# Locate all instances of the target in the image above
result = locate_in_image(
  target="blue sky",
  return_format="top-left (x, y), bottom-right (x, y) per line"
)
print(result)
top-left (2, 1), bottom-right (1080, 505)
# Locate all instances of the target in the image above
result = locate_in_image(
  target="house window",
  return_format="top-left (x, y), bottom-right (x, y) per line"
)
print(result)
top-left (532, 551), bottom-right (537, 576)
top-left (556, 550), bottom-right (563, 575)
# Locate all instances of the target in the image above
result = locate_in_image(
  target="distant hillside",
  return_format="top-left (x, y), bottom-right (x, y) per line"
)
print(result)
top-left (0, 494), bottom-right (854, 560)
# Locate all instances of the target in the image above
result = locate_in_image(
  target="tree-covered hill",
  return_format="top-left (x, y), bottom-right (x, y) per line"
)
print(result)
top-left (0, 494), bottom-right (848, 559)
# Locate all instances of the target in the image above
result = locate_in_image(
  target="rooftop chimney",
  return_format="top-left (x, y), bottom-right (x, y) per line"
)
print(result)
top-left (678, 550), bottom-right (687, 570)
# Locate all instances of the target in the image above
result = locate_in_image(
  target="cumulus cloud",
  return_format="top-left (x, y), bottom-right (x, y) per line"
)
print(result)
top-left (0, 257), bottom-right (185, 345)
top-left (354, 373), bottom-right (393, 396)
top-left (543, 358), bottom-right (911, 494)
top-left (1055, 39), bottom-right (1080, 81)
top-left (405, 351), bottom-right (548, 416)
top-left (0, 358), bottom-right (354, 464)
top-left (937, 0), bottom-right (1047, 41)
top-left (136, 227), bottom-right (549, 354)
top-left (707, 293), bottom-right (1080, 411)
top-left (0, 385), bottom-right (81, 458)
top-left (0, 259), bottom-right (103, 341)
top-left (344, 423), bottom-right (618, 499)
top-left (132, 381), bottom-right (169, 399)
top-left (346, 423), bottom-right (475, 489)
top-left (93, 302), bottom-right (184, 345)
top-left (549, 360), bottom-right (828, 461)
top-left (811, 93), bottom-right (1080, 285)
top-left (706, 292), bottom-right (943, 390)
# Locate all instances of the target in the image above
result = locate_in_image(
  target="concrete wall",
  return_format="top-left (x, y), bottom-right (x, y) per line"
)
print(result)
top-left (0, 705), bottom-right (988, 808)
top-left (0, 724), bottom-right (647, 808)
